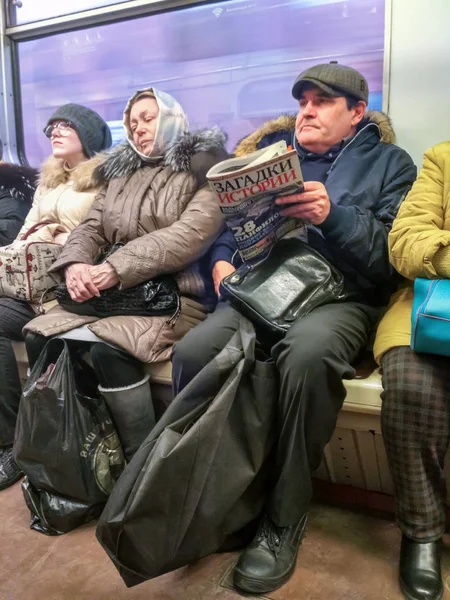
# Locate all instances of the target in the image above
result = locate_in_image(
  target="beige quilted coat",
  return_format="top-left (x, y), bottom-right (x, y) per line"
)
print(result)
top-left (17, 156), bottom-right (102, 242)
top-left (24, 127), bottom-right (228, 363)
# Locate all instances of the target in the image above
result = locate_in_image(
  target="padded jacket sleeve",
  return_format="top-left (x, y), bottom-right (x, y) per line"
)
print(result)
top-left (206, 227), bottom-right (238, 272)
top-left (318, 147), bottom-right (417, 285)
top-left (48, 187), bottom-right (108, 272)
top-left (16, 186), bottom-right (43, 241)
top-left (107, 183), bottom-right (224, 289)
top-left (389, 146), bottom-right (450, 280)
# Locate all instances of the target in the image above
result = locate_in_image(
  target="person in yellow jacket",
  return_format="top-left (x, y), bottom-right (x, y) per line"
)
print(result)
top-left (374, 141), bottom-right (450, 600)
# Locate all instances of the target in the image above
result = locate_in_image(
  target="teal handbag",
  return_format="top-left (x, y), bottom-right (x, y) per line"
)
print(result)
top-left (411, 278), bottom-right (450, 356)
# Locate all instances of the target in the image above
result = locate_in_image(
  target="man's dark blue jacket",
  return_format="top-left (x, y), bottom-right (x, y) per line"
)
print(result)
top-left (208, 111), bottom-right (417, 306)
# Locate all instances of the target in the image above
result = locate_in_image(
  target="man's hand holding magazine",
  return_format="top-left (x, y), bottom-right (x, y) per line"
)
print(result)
top-left (275, 181), bottom-right (331, 225)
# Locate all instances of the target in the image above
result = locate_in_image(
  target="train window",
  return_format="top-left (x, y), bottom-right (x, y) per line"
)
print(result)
top-left (8, 0), bottom-right (133, 26)
top-left (17, 0), bottom-right (386, 166)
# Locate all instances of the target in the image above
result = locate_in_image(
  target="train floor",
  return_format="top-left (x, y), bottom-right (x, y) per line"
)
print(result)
top-left (2, 480), bottom-right (450, 600)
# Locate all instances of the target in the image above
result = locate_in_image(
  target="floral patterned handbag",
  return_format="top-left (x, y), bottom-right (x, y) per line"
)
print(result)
top-left (0, 221), bottom-right (62, 304)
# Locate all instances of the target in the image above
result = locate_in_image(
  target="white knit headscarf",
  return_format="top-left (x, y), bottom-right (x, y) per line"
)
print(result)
top-left (123, 87), bottom-right (189, 162)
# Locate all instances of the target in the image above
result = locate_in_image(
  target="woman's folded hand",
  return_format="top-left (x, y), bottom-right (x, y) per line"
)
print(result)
top-left (90, 263), bottom-right (120, 291)
top-left (65, 263), bottom-right (100, 302)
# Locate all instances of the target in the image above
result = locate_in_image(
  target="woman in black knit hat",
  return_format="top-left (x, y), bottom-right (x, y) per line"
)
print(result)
top-left (0, 103), bottom-right (112, 490)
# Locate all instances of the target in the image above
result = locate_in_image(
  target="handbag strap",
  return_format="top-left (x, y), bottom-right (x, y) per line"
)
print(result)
top-left (36, 286), bottom-right (59, 314)
top-left (165, 293), bottom-right (182, 327)
top-left (22, 220), bottom-right (55, 240)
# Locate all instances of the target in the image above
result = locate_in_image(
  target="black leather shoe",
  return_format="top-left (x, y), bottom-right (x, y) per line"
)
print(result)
top-left (399, 534), bottom-right (443, 600)
top-left (0, 446), bottom-right (23, 491)
top-left (233, 514), bottom-right (307, 594)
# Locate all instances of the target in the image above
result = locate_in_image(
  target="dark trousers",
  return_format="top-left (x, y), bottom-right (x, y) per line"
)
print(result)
top-left (172, 301), bottom-right (378, 527)
top-left (25, 333), bottom-right (144, 390)
top-left (381, 346), bottom-right (450, 542)
top-left (0, 298), bottom-right (36, 447)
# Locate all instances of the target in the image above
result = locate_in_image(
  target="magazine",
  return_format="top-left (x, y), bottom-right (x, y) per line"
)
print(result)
top-left (206, 140), bottom-right (305, 264)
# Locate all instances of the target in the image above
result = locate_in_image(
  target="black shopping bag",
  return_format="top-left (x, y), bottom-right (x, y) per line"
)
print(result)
top-left (96, 316), bottom-right (278, 586)
top-left (14, 339), bottom-right (125, 535)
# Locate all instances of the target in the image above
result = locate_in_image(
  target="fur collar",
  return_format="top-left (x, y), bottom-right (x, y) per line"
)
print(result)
top-left (234, 110), bottom-right (396, 157)
top-left (39, 154), bottom-right (105, 193)
top-left (92, 126), bottom-right (228, 186)
top-left (0, 163), bottom-right (38, 205)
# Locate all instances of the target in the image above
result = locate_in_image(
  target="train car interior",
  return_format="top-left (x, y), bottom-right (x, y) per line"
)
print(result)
top-left (1, 0), bottom-right (450, 598)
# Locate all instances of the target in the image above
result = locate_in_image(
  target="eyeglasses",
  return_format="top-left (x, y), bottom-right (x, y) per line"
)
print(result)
top-left (44, 120), bottom-right (74, 138)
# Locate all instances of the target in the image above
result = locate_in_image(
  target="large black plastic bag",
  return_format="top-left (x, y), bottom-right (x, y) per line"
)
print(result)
top-left (14, 339), bottom-right (125, 535)
top-left (96, 316), bottom-right (278, 587)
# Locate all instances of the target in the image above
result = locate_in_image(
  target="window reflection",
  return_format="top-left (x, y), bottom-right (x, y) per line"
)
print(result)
top-left (10, 0), bottom-right (132, 26)
top-left (18, 0), bottom-right (385, 166)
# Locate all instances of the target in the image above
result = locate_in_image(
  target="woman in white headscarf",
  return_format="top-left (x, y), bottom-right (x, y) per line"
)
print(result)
top-left (24, 88), bottom-right (228, 460)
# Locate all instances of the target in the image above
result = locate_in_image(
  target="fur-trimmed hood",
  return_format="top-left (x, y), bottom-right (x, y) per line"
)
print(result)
top-left (38, 154), bottom-right (105, 193)
top-left (0, 163), bottom-right (38, 205)
top-left (92, 126), bottom-right (228, 187)
top-left (234, 110), bottom-right (396, 156)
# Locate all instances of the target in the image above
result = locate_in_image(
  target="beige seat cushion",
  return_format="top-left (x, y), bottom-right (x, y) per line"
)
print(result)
top-left (12, 340), bottom-right (382, 413)
top-left (343, 369), bottom-right (382, 415)
top-left (143, 361), bottom-right (173, 385)
top-left (11, 341), bottom-right (29, 382)
top-left (12, 340), bottom-right (173, 384)
top-left (11, 340), bottom-right (28, 365)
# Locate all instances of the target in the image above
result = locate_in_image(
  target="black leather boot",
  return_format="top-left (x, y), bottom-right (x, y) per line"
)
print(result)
top-left (100, 376), bottom-right (155, 461)
top-left (233, 514), bottom-right (307, 594)
top-left (399, 534), bottom-right (443, 600)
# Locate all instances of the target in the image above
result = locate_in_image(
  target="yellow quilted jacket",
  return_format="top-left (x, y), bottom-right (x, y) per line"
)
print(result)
top-left (374, 141), bottom-right (450, 364)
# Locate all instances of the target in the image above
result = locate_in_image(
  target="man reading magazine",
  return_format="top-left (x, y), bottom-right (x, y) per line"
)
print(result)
top-left (206, 140), bottom-right (305, 264)
top-left (172, 63), bottom-right (417, 594)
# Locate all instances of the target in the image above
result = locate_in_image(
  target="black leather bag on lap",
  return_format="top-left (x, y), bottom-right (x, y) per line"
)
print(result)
top-left (55, 243), bottom-right (180, 319)
top-left (220, 237), bottom-right (348, 336)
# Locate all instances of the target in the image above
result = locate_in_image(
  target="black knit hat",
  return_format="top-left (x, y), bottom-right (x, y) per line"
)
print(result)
top-left (292, 62), bottom-right (369, 104)
top-left (45, 103), bottom-right (112, 158)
